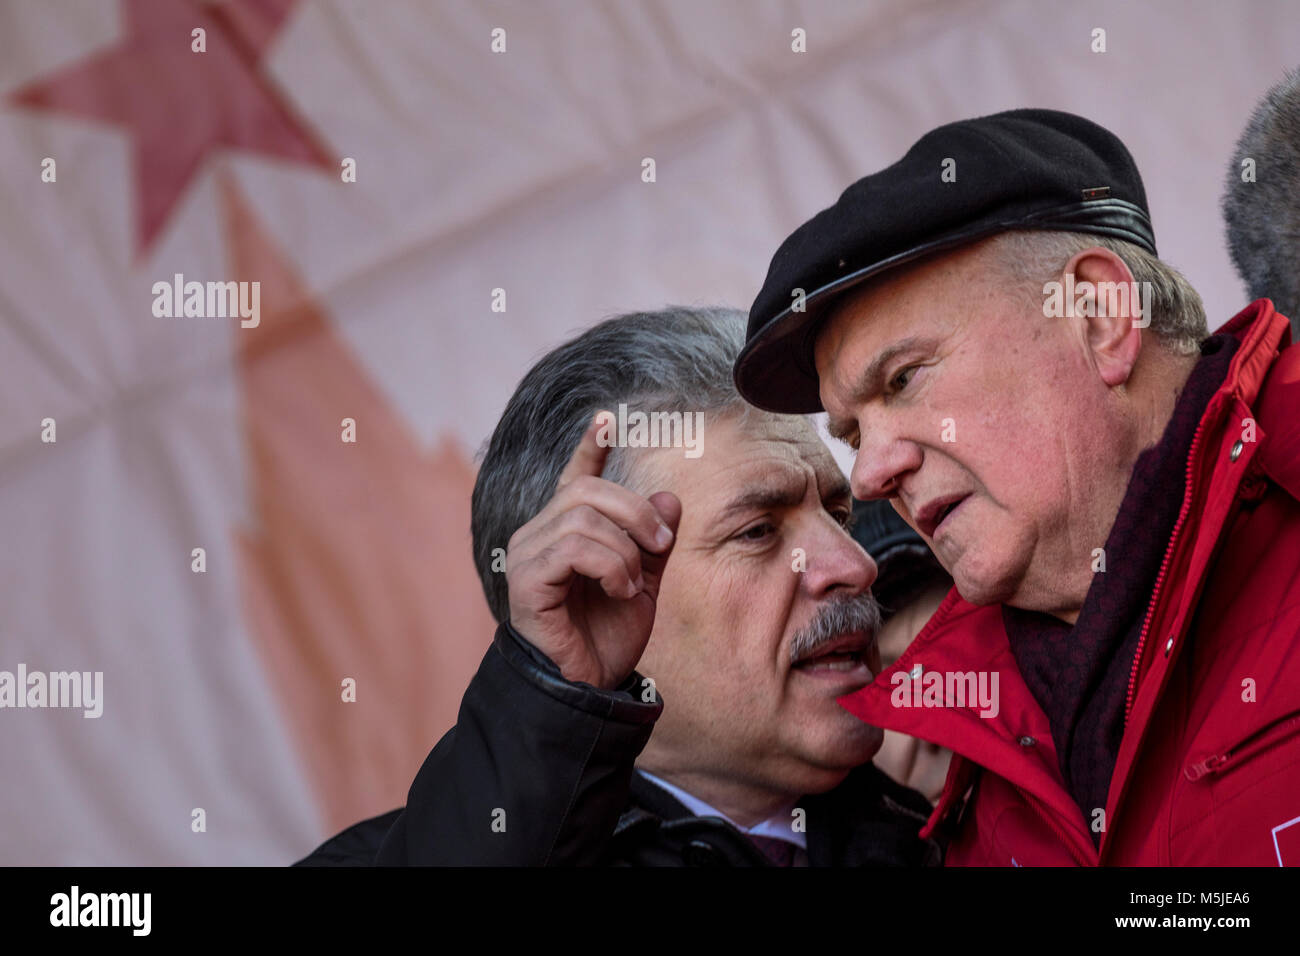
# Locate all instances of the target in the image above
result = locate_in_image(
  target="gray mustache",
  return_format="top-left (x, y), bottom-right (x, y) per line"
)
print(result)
top-left (789, 593), bottom-right (883, 663)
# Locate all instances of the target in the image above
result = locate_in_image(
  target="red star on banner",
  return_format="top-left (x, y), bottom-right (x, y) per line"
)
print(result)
top-left (219, 172), bottom-right (496, 833)
top-left (9, 0), bottom-right (334, 254)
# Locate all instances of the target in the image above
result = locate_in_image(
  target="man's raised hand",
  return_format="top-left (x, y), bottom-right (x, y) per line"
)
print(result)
top-left (505, 411), bottom-right (682, 690)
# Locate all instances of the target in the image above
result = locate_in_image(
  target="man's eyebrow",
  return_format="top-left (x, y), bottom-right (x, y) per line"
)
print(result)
top-left (714, 483), bottom-right (805, 524)
top-left (826, 416), bottom-right (856, 442)
top-left (826, 336), bottom-right (935, 439)
top-left (823, 475), bottom-right (852, 503)
top-left (715, 473), bottom-right (851, 527)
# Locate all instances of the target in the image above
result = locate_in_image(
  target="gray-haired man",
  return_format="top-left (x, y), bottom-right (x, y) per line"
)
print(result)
top-left (297, 306), bottom-right (940, 867)
top-left (734, 108), bottom-right (1300, 866)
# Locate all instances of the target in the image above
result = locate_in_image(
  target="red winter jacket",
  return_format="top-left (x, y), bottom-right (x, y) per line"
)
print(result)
top-left (840, 299), bottom-right (1300, 866)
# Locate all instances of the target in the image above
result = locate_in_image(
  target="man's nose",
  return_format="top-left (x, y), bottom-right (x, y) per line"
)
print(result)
top-left (803, 521), bottom-right (878, 598)
top-left (850, 430), bottom-right (921, 501)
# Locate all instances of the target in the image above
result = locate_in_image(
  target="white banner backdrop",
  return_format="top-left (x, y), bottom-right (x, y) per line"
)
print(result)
top-left (0, 0), bottom-right (1294, 864)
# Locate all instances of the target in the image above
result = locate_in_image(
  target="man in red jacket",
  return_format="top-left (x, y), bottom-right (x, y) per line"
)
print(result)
top-left (734, 108), bottom-right (1300, 865)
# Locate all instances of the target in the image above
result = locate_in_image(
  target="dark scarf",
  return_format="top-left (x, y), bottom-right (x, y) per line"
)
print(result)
top-left (1002, 333), bottom-right (1238, 846)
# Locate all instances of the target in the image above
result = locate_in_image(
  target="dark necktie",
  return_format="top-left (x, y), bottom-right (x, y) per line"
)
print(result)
top-left (747, 834), bottom-right (799, 867)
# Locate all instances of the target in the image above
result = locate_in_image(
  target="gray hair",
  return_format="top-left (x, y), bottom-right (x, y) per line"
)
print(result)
top-left (1223, 68), bottom-right (1300, 337)
top-left (983, 229), bottom-right (1208, 356)
top-left (471, 306), bottom-right (752, 622)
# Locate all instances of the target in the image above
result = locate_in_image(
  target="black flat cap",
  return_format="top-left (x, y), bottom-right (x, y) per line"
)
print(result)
top-left (734, 108), bottom-right (1157, 413)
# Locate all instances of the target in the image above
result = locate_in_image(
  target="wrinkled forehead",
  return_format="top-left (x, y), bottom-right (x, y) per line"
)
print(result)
top-left (813, 244), bottom-right (1000, 408)
top-left (652, 409), bottom-right (848, 509)
top-left (736, 410), bottom-right (840, 470)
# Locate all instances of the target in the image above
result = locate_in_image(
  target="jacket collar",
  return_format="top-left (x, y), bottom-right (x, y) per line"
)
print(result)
top-left (1231, 301), bottom-right (1300, 500)
top-left (619, 764), bottom-right (941, 866)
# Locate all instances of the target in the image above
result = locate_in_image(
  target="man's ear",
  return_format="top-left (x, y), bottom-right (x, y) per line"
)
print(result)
top-left (1062, 247), bottom-right (1143, 387)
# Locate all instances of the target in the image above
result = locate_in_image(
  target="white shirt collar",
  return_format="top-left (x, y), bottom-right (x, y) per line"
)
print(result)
top-left (636, 769), bottom-right (806, 849)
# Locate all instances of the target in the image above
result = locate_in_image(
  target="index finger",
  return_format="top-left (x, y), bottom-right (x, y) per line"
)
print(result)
top-left (557, 410), bottom-right (615, 489)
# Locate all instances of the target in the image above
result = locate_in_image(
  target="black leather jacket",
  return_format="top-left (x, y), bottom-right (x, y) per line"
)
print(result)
top-left (294, 622), bottom-right (944, 867)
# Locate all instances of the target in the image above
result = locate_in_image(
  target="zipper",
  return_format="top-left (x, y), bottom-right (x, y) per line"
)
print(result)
top-left (1124, 413), bottom-right (1213, 723)
top-left (1104, 405), bottom-right (1218, 865)
top-left (1184, 710), bottom-right (1300, 781)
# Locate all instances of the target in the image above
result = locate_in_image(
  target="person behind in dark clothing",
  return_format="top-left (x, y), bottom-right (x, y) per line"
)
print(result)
top-left (851, 498), bottom-right (953, 804)
top-left (296, 306), bottom-right (940, 867)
